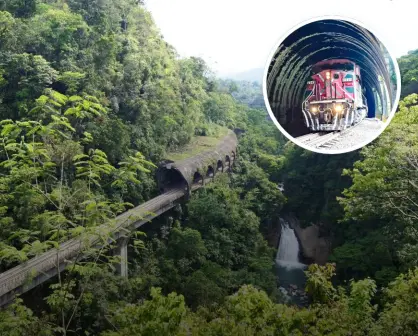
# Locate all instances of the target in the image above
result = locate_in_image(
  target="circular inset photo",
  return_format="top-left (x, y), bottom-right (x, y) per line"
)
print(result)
top-left (263, 16), bottom-right (401, 154)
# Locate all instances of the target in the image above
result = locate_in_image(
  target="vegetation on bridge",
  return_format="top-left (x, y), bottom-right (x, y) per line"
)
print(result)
top-left (165, 125), bottom-right (228, 162)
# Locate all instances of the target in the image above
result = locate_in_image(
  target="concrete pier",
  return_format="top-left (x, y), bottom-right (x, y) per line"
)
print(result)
top-left (113, 237), bottom-right (129, 277)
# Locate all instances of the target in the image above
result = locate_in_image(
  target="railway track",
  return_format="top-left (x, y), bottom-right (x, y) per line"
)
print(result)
top-left (296, 121), bottom-right (364, 149)
top-left (0, 187), bottom-right (186, 307)
top-left (295, 133), bottom-right (321, 143)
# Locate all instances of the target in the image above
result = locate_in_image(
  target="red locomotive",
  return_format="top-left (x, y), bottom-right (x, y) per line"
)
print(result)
top-left (302, 59), bottom-right (368, 131)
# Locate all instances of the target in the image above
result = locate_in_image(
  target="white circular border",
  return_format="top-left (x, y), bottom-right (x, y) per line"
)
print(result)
top-left (262, 14), bottom-right (402, 155)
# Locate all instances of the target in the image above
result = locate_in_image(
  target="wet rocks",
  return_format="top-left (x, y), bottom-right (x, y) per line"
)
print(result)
top-left (284, 214), bottom-right (330, 265)
top-left (280, 283), bottom-right (309, 306)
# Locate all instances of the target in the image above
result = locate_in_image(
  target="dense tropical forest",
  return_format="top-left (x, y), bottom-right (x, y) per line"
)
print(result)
top-left (0, 1), bottom-right (418, 335)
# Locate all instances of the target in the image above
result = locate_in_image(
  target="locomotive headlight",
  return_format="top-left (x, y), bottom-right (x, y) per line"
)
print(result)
top-left (326, 71), bottom-right (331, 79)
top-left (334, 104), bottom-right (343, 113)
top-left (310, 106), bottom-right (318, 114)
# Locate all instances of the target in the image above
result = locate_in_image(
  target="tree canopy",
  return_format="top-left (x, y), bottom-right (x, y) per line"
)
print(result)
top-left (1, 1), bottom-right (418, 335)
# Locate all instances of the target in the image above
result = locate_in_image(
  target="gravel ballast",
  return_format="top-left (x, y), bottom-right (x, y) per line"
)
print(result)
top-left (326, 118), bottom-right (384, 150)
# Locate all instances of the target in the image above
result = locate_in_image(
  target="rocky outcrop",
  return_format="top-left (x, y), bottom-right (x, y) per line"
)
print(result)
top-left (266, 221), bottom-right (282, 249)
top-left (284, 214), bottom-right (330, 265)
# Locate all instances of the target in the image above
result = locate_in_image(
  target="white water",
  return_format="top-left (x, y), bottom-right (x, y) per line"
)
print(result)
top-left (275, 218), bottom-right (308, 305)
top-left (276, 218), bottom-right (306, 269)
top-left (276, 218), bottom-right (307, 305)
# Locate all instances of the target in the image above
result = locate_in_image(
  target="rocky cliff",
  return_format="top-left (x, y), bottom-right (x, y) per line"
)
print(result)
top-left (265, 220), bottom-right (282, 249)
top-left (283, 214), bottom-right (330, 265)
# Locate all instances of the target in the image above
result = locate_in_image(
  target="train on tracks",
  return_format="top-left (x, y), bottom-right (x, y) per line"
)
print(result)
top-left (302, 59), bottom-right (368, 131)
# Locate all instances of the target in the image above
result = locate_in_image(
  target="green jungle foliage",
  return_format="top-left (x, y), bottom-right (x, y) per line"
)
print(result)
top-left (398, 49), bottom-right (418, 98)
top-left (1, 263), bottom-right (418, 336)
top-left (217, 79), bottom-right (266, 109)
top-left (0, 0), bottom-right (263, 272)
top-left (0, 0), bottom-right (418, 335)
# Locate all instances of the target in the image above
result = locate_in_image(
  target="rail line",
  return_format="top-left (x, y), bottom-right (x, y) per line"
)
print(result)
top-left (0, 187), bottom-right (187, 307)
top-left (296, 120), bottom-right (365, 149)
top-left (295, 133), bottom-right (321, 143)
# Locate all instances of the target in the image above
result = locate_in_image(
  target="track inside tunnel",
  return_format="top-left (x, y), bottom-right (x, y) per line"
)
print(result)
top-left (266, 18), bottom-right (399, 138)
top-left (156, 166), bottom-right (188, 194)
top-left (295, 118), bottom-right (384, 151)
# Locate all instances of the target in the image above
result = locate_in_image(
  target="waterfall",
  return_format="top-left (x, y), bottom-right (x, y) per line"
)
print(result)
top-left (276, 218), bottom-right (306, 269)
top-left (275, 217), bottom-right (308, 305)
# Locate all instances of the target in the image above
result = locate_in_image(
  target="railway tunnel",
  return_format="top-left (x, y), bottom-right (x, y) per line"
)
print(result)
top-left (156, 130), bottom-right (238, 195)
top-left (267, 19), bottom-right (398, 137)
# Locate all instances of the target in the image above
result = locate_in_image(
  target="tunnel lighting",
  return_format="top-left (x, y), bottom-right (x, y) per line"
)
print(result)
top-left (334, 104), bottom-right (343, 112)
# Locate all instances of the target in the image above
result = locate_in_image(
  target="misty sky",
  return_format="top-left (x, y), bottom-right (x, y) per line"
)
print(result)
top-left (145, 0), bottom-right (417, 77)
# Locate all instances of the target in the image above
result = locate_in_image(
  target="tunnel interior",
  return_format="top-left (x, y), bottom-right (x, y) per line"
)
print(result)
top-left (156, 167), bottom-right (188, 193)
top-left (267, 19), bottom-right (397, 136)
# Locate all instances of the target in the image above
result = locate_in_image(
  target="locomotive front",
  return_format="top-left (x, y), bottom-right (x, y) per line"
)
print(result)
top-left (302, 59), bottom-right (367, 131)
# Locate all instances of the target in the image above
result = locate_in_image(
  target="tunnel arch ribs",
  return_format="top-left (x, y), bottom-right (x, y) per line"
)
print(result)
top-left (266, 19), bottom-right (398, 134)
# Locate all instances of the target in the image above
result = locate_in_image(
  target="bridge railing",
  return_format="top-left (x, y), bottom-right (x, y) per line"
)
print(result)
top-left (0, 188), bottom-right (185, 307)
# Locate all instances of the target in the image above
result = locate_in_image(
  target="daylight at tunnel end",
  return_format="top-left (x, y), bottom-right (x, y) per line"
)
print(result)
top-left (262, 15), bottom-right (401, 155)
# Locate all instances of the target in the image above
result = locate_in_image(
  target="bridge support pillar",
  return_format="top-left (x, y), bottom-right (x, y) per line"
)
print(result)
top-left (113, 237), bottom-right (129, 277)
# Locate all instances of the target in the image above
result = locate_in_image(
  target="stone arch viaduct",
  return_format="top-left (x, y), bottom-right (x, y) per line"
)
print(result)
top-left (0, 130), bottom-right (238, 307)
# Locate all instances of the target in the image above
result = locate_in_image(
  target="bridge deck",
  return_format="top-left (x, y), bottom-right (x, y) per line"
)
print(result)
top-left (0, 188), bottom-right (185, 307)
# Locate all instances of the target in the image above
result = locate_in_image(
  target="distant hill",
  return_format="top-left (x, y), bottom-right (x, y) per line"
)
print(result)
top-left (220, 68), bottom-right (264, 83)
top-left (217, 78), bottom-right (266, 110)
